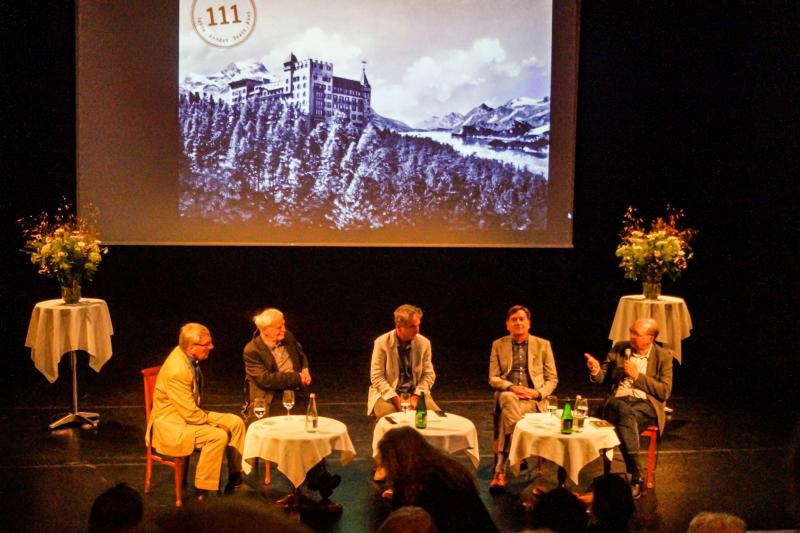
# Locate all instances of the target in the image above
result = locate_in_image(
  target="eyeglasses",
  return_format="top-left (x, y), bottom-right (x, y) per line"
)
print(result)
top-left (195, 342), bottom-right (214, 348)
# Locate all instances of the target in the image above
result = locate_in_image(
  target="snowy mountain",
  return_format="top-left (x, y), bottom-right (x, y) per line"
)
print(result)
top-left (370, 112), bottom-right (413, 132)
top-left (456, 97), bottom-right (549, 137)
top-left (417, 112), bottom-right (465, 130)
top-left (180, 60), bottom-right (274, 96)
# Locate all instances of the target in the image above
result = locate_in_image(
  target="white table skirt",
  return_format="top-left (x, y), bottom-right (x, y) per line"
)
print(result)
top-left (609, 294), bottom-right (692, 362)
top-left (372, 411), bottom-right (480, 468)
top-left (508, 413), bottom-right (620, 485)
top-left (25, 298), bottom-right (114, 383)
top-left (242, 415), bottom-right (356, 488)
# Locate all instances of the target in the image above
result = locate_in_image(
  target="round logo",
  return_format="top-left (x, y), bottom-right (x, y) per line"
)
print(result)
top-left (191, 0), bottom-right (257, 48)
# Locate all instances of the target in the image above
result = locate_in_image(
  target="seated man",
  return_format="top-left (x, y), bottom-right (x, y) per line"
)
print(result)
top-left (584, 317), bottom-right (672, 499)
top-left (145, 323), bottom-right (246, 501)
top-left (243, 307), bottom-right (340, 501)
top-left (488, 305), bottom-right (558, 492)
top-left (367, 304), bottom-right (440, 419)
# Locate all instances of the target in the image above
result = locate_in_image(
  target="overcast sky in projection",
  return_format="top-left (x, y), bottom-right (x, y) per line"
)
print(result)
top-left (180, 0), bottom-right (552, 127)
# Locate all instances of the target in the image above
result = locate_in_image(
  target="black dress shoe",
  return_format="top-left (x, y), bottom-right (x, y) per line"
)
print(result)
top-left (194, 488), bottom-right (209, 502)
top-left (631, 479), bottom-right (645, 500)
top-left (224, 472), bottom-right (251, 495)
top-left (318, 473), bottom-right (341, 500)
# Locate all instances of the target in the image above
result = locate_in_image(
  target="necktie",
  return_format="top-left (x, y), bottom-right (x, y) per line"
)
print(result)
top-left (194, 363), bottom-right (204, 406)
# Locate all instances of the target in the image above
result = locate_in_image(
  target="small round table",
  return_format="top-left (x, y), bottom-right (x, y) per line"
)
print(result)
top-left (508, 413), bottom-right (620, 487)
top-left (372, 411), bottom-right (480, 468)
top-left (25, 298), bottom-right (114, 429)
top-left (609, 294), bottom-right (692, 363)
top-left (242, 415), bottom-right (356, 512)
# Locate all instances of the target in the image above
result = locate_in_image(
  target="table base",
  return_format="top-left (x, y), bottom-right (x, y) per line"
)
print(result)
top-left (50, 351), bottom-right (100, 430)
top-left (49, 411), bottom-right (100, 430)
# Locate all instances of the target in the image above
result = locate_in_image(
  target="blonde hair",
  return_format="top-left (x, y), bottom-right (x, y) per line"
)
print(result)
top-left (179, 323), bottom-right (210, 350)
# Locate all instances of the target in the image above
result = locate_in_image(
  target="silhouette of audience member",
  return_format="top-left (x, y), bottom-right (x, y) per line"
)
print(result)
top-left (379, 505), bottom-right (438, 533)
top-left (88, 482), bottom-right (143, 533)
top-left (530, 487), bottom-right (588, 533)
top-left (687, 512), bottom-right (746, 533)
top-left (588, 474), bottom-right (635, 532)
top-left (378, 426), bottom-right (498, 533)
top-left (157, 498), bottom-right (310, 532)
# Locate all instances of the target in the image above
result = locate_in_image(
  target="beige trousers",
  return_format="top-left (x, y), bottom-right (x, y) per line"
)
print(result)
top-left (192, 412), bottom-right (246, 491)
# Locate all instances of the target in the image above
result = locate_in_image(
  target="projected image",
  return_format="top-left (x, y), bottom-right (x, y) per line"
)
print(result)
top-left (179, 0), bottom-right (552, 234)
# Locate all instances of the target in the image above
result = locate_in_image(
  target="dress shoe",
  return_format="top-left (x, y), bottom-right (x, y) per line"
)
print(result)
top-left (317, 473), bottom-right (341, 499)
top-left (489, 471), bottom-right (506, 494)
top-left (193, 488), bottom-right (209, 502)
top-left (381, 488), bottom-right (394, 500)
top-left (224, 472), bottom-right (250, 495)
top-left (630, 479), bottom-right (645, 500)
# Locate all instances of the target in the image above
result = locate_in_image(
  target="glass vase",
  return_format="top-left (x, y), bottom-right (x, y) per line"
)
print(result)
top-left (642, 280), bottom-right (661, 300)
top-left (61, 279), bottom-right (82, 304)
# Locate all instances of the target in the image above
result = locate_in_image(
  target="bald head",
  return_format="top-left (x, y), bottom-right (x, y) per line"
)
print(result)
top-left (629, 318), bottom-right (659, 354)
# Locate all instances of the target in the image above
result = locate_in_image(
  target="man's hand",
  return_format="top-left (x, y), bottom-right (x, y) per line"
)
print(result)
top-left (510, 385), bottom-right (539, 400)
top-left (299, 368), bottom-right (312, 386)
top-left (584, 353), bottom-right (600, 375)
top-left (391, 396), bottom-right (403, 411)
top-left (622, 359), bottom-right (639, 379)
top-left (215, 423), bottom-right (230, 433)
top-left (409, 394), bottom-right (419, 410)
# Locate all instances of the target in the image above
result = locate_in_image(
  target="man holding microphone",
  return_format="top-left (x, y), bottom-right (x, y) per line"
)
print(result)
top-left (584, 318), bottom-right (672, 498)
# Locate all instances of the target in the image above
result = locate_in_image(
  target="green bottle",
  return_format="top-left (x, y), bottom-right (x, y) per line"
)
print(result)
top-left (561, 401), bottom-right (573, 434)
top-left (415, 391), bottom-right (428, 429)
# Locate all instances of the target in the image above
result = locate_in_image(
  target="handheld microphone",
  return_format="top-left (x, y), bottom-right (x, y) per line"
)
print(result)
top-left (623, 347), bottom-right (632, 361)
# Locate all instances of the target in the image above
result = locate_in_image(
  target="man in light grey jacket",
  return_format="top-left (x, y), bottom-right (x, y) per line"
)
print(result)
top-left (488, 305), bottom-right (559, 492)
top-left (367, 304), bottom-right (440, 418)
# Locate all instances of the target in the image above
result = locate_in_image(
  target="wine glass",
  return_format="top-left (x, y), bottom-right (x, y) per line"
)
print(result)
top-left (400, 392), bottom-right (411, 414)
top-left (575, 397), bottom-right (589, 431)
top-left (282, 390), bottom-right (295, 419)
top-left (547, 395), bottom-right (559, 418)
top-left (253, 398), bottom-right (266, 419)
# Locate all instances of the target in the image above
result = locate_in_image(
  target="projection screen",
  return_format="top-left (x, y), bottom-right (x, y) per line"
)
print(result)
top-left (77, 0), bottom-right (578, 246)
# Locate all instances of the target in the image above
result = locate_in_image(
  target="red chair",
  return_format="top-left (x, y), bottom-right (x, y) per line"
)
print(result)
top-left (640, 425), bottom-right (659, 489)
top-left (142, 366), bottom-right (190, 507)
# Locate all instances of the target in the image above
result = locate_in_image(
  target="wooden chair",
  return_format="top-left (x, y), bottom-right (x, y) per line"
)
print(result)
top-left (142, 366), bottom-right (190, 507)
top-left (640, 425), bottom-right (659, 489)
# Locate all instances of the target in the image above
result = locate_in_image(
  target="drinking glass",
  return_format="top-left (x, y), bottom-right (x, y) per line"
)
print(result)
top-left (547, 395), bottom-right (559, 418)
top-left (400, 392), bottom-right (411, 414)
top-left (253, 398), bottom-right (266, 419)
top-left (575, 397), bottom-right (589, 431)
top-left (282, 390), bottom-right (295, 419)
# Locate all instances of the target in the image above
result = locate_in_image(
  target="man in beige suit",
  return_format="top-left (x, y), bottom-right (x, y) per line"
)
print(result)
top-left (488, 305), bottom-right (558, 491)
top-left (145, 323), bottom-right (246, 500)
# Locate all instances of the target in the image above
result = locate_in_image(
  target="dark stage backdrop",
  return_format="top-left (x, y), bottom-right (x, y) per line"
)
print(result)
top-left (3, 2), bottom-right (797, 403)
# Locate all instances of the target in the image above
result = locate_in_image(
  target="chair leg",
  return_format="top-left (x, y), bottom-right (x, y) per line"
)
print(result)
top-left (265, 462), bottom-right (271, 485)
top-left (645, 432), bottom-right (657, 489)
top-left (174, 457), bottom-right (187, 507)
top-left (145, 453), bottom-right (153, 493)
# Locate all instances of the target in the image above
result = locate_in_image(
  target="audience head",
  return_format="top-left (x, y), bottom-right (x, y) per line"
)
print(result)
top-left (253, 308), bottom-right (286, 345)
top-left (88, 482), bottom-right (143, 533)
top-left (530, 487), bottom-right (587, 533)
top-left (394, 304), bottom-right (423, 342)
top-left (687, 511), bottom-right (746, 533)
top-left (590, 474), bottom-right (635, 529)
top-left (378, 505), bottom-right (438, 533)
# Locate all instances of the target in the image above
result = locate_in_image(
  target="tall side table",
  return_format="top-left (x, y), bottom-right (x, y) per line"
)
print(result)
top-left (25, 298), bottom-right (114, 429)
top-left (609, 294), bottom-right (692, 363)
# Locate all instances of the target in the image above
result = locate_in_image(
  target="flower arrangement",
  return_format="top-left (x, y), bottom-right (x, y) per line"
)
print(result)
top-left (19, 201), bottom-right (108, 302)
top-left (615, 206), bottom-right (696, 297)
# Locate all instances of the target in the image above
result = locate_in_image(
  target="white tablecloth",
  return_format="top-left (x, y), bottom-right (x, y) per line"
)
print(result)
top-left (372, 411), bottom-right (480, 468)
top-left (242, 416), bottom-right (356, 488)
top-left (25, 298), bottom-right (114, 383)
top-left (609, 294), bottom-right (692, 363)
top-left (508, 413), bottom-right (620, 485)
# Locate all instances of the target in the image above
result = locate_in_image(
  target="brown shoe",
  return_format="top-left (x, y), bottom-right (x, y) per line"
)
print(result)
top-left (489, 471), bottom-right (506, 494)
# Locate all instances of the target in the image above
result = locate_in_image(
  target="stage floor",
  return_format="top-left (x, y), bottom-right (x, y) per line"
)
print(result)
top-left (1, 352), bottom-right (798, 532)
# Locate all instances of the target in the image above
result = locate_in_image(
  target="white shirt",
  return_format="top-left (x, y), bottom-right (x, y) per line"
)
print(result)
top-left (614, 344), bottom-right (651, 400)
